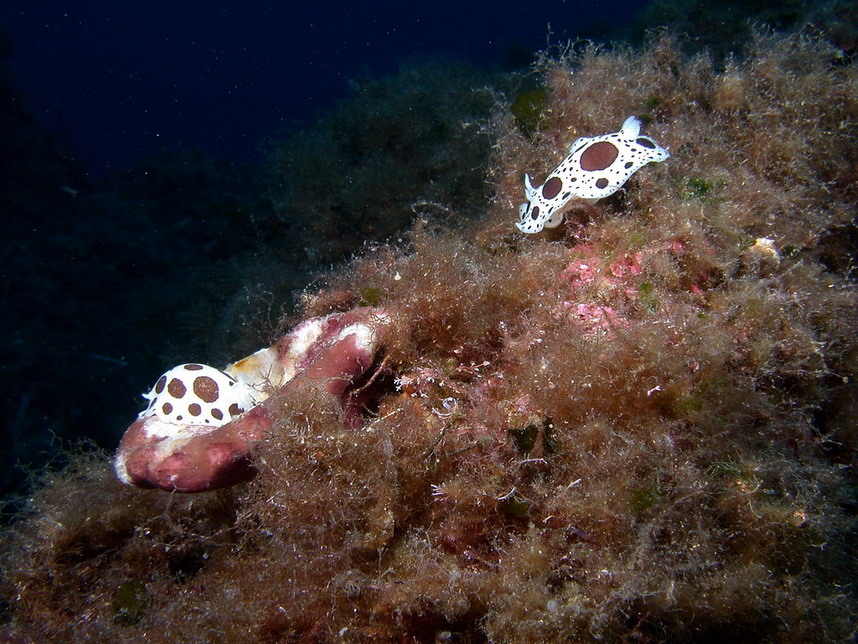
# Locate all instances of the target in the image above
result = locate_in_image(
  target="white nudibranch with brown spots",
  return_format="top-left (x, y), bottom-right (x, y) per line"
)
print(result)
top-left (139, 363), bottom-right (259, 429)
top-left (115, 308), bottom-right (389, 492)
top-left (517, 116), bottom-right (669, 234)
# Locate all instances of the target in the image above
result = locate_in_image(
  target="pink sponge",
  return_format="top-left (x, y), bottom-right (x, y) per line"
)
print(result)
top-left (114, 307), bottom-right (388, 492)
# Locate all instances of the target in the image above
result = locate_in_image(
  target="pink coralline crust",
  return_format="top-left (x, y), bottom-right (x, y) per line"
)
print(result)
top-left (609, 251), bottom-right (644, 278)
top-left (559, 247), bottom-right (644, 290)
top-left (553, 246), bottom-right (643, 336)
top-left (552, 240), bottom-right (718, 337)
top-left (114, 307), bottom-right (388, 492)
top-left (563, 301), bottom-right (628, 336)
top-left (559, 259), bottom-right (597, 285)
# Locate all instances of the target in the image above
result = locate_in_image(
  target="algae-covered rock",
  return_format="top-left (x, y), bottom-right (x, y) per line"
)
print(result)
top-left (2, 30), bottom-right (855, 643)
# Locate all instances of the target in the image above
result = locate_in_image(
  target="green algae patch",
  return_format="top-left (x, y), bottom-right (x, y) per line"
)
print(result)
top-left (679, 176), bottom-right (726, 203)
top-left (111, 580), bottom-right (149, 626)
top-left (511, 86), bottom-right (549, 136)
top-left (630, 485), bottom-right (664, 513)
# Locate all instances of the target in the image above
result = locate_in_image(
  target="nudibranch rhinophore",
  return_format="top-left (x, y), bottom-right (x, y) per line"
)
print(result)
top-left (114, 307), bottom-right (389, 492)
top-left (517, 116), bottom-right (669, 234)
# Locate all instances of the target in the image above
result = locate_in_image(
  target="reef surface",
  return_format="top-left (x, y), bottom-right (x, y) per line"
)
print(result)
top-left (1, 32), bottom-right (856, 642)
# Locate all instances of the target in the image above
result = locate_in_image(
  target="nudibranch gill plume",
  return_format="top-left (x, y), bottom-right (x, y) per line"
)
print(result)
top-left (517, 116), bottom-right (669, 234)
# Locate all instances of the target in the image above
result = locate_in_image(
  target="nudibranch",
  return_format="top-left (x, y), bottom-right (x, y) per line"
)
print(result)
top-left (139, 363), bottom-right (259, 427)
top-left (517, 116), bottom-right (669, 234)
top-left (114, 307), bottom-right (389, 492)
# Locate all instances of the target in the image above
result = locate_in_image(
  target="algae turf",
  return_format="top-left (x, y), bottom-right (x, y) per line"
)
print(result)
top-left (1, 31), bottom-right (856, 642)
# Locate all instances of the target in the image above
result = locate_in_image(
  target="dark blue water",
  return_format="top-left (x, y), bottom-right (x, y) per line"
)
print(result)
top-left (4, 1), bottom-right (649, 174)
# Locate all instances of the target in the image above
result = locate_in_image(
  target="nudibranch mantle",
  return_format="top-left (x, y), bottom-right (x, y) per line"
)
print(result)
top-left (139, 363), bottom-right (259, 432)
top-left (517, 116), bottom-right (669, 234)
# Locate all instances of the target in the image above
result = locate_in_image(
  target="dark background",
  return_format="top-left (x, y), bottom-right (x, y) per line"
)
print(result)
top-left (4, 1), bottom-right (649, 173)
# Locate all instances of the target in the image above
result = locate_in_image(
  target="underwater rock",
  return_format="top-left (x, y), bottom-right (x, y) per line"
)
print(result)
top-left (114, 307), bottom-right (388, 492)
top-left (4, 32), bottom-right (855, 643)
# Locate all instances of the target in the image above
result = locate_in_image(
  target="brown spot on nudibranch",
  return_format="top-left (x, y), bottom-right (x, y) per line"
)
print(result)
top-left (193, 376), bottom-right (220, 403)
top-left (167, 378), bottom-right (187, 398)
top-left (542, 176), bottom-right (563, 199)
top-left (580, 141), bottom-right (619, 171)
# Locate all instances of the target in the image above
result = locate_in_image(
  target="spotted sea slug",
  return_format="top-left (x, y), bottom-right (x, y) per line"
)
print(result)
top-left (517, 116), bottom-right (669, 234)
top-left (114, 307), bottom-right (389, 492)
top-left (139, 363), bottom-right (259, 426)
